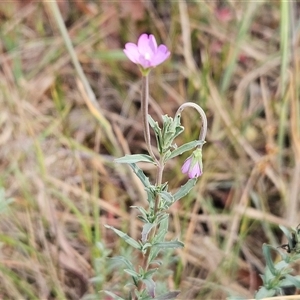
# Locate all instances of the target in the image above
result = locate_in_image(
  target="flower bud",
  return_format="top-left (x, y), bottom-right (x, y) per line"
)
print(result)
top-left (181, 148), bottom-right (203, 178)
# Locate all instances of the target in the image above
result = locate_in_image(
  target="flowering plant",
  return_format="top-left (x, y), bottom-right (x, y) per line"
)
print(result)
top-left (123, 33), bottom-right (170, 71)
top-left (105, 34), bottom-right (208, 300)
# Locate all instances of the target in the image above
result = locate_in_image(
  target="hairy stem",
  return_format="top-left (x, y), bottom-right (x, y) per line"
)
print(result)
top-left (141, 75), bottom-right (159, 164)
top-left (175, 102), bottom-right (208, 146)
top-left (136, 77), bottom-right (166, 299)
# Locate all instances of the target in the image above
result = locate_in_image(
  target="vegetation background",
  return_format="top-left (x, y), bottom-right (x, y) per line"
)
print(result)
top-left (0, 0), bottom-right (299, 299)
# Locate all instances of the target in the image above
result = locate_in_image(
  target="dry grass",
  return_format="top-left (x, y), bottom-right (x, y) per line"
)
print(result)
top-left (0, 1), bottom-right (299, 299)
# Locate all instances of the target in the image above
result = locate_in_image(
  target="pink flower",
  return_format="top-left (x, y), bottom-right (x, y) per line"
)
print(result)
top-left (215, 7), bottom-right (233, 23)
top-left (123, 33), bottom-right (170, 70)
top-left (181, 148), bottom-right (203, 179)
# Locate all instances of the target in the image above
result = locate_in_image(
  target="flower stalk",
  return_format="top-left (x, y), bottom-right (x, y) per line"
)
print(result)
top-left (175, 102), bottom-right (208, 179)
top-left (175, 102), bottom-right (208, 146)
top-left (141, 75), bottom-right (159, 164)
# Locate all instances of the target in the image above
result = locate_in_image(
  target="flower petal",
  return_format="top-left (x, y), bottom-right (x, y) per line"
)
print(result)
top-left (123, 34), bottom-right (170, 69)
top-left (138, 33), bottom-right (152, 54)
top-left (189, 163), bottom-right (202, 178)
top-left (138, 55), bottom-right (152, 69)
top-left (151, 45), bottom-right (170, 66)
top-left (148, 34), bottom-right (158, 53)
top-left (123, 43), bottom-right (140, 63)
top-left (181, 157), bottom-right (192, 174)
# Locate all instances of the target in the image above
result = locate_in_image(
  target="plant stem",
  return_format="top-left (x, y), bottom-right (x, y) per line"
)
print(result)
top-left (175, 102), bottom-right (208, 146)
top-left (154, 155), bottom-right (164, 213)
top-left (141, 75), bottom-right (159, 164)
top-left (136, 76), bottom-right (166, 299)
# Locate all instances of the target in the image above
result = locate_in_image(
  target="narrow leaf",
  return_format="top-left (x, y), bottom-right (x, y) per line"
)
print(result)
top-left (115, 154), bottom-right (155, 164)
top-left (153, 241), bottom-right (184, 249)
top-left (279, 225), bottom-right (294, 250)
top-left (255, 287), bottom-right (276, 300)
top-left (144, 268), bottom-right (158, 279)
top-left (148, 233), bottom-right (167, 264)
top-left (173, 178), bottom-right (197, 202)
top-left (156, 216), bottom-right (169, 238)
top-left (283, 274), bottom-right (300, 288)
top-left (104, 291), bottom-right (125, 300)
top-left (131, 206), bottom-right (149, 220)
top-left (167, 140), bottom-right (205, 160)
top-left (128, 163), bottom-right (151, 187)
top-left (124, 268), bottom-right (140, 278)
top-left (142, 223), bottom-right (155, 242)
top-left (105, 225), bottom-right (141, 250)
top-left (274, 260), bottom-right (289, 272)
top-left (111, 256), bottom-right (134, 270)
top-left (148, 115), bottom-right (162, 153)
top-left (154, 291), bottom-right (180, 300)
top-left (142, 278), bottom-right (156, 298)
top-left (148, 218), bottom-right (169, 264)
top-left (262, 244), bottom-right (277, 276)
top-left (159, 191), bottom-right (174, 205)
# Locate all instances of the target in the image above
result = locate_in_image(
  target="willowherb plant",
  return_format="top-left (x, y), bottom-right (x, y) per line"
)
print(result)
top-left (255, 224), bottom-right (300, 299)
top-left (105, 33), bottom-right (208, 300)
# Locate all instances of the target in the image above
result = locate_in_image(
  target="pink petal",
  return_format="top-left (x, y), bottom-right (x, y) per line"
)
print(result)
top-left (138, 55), bottom-right (152, 69)
top-left (181, 157), bottom-right (191, 174)
top-left (137, 33), bottom-right (152, 54)
top-left (148, 34), bottom-right (158, 53)
top-left (189, 163), bottom-right (202, 178)
top-left (151, 45), bottom-right (170, 66)
top-left (123, 43), bottom-right (140, 63)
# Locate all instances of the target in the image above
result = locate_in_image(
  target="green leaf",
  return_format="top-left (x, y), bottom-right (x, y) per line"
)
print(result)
top-left (148, 218), bottom-right (168, 264)
top-left (154, 226), bottom-right (168, 244)
top-left (173, 178), bottom-right (197, 202)
top-left (279, 225), bottom-right (294, 250)
top-left (154, 291), bottom-right (180, 300)
top-left (134, 288), bottom-right (153, 299)
top-left (172, 124), bottom-right (184, 139)
top-left (142, 277), bottom-right (156, 298)
top-left (279, 225), bottom-right (291, 238)
top-left (150, 260), bottom-right (162, 266)
top-left (131, 206), bottom-right (149, 223)
top-left (148, 115), bottom-right (163, 153)
top-left (104, 291), bottom-right (125, 300)
top-left (156, 214), bottom-right (169, 234)
top-left (153, 240), bottom-right (184, 249)
top-left (124, 268), bottom-right (140, 278)
top-left (110, 256), bottom-right (134, 270)
top-left (262, 244), bottom-right (277, 276)
top-left (144, 268), bottom-right (158, 279)
top-left (274, 260), bottom-right (289, 272)
top-left (255, 286), bottom-right (276, 300)
top-left (282, 274), bottom-right (300, 288)
top-left (159, 191), bottom-right (174, 206)
top-left (144, 187), bottom-right (157, 206)
top-left (105, 225), bottom-right (141, 250)
top-left (128, 163), bottom-right (151, 188)
top-left (142, 223), bottom-right (155, 242)
top-left (161, 115), bottom-right (183, 151)
top-left (167, 140), bottom-right (205, 160)
top-left (263, 265), bottom-right (275, 285)
top-left (141, 242), bottom-right (152, 254)
top-left (115, 154), bottom-right (155, 164)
